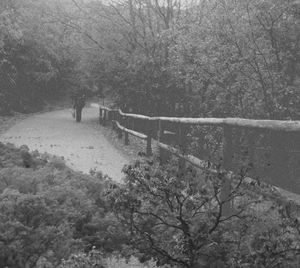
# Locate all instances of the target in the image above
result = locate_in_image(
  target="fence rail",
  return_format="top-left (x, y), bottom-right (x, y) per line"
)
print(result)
top-left (99, 105), bottom-right (300, 213)
top-left (102, 107), bottom-right (300, 130)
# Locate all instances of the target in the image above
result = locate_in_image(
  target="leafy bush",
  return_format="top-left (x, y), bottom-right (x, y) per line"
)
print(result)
top-left (107, 159), bottom-right (300, 268)
top-left (0, 142), bottom-right (116, 268)
top-left (2, 141), bottom-right (300, 268)
top-left (59, 248), bottom-right (105, 268)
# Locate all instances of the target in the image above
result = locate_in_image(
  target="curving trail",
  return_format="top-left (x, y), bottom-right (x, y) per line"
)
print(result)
top-left (0, 104), bottom-right (129, 182)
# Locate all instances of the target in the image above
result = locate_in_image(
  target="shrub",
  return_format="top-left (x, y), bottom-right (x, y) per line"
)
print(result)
top-left (59, 248), bottom-right (105, 268)
top-left (107, 159), bottom-right (300, 268)
top-left (0, 142), bottom-right (113, 268)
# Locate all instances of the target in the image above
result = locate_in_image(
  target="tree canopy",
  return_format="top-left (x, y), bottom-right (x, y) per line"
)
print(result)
top-left (54, 0), bottom-right (299, 119)
top-left (1, 0), bottom-right (299, 118)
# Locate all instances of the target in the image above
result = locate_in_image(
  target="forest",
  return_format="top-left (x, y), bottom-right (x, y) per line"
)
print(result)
top-left (1, 0), bottom-right (299, 118)
top-left (1, 0), bottom-right (300, 267)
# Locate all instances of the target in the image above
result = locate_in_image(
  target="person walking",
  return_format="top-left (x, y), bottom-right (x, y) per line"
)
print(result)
top-left (72, 93), bottom-right (86, 122)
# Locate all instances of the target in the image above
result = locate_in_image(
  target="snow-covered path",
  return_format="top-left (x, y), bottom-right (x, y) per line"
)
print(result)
top-left (0, 104), bottom-right (128, 182)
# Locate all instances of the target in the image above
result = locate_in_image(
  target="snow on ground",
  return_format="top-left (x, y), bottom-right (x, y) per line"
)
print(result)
top-left (0, 104), bottom-right (128, 182)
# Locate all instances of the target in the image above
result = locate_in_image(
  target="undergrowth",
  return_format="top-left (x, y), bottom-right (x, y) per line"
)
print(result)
top-left (0, 142), bottom-right (158, 268)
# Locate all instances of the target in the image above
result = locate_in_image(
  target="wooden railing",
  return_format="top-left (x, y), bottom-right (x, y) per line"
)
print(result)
top-left (99, 105), bottom-right (300, 213)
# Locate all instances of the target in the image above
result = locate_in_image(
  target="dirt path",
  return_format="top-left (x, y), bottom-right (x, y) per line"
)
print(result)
top-left (0, 104), bottom-right (129, 182)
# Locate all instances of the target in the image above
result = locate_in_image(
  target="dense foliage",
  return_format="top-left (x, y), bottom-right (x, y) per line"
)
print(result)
top-left (0, 142), bottom-right (123, 268)
top-left (0, 0), bottom-right (83, 115)
top-left (2, 141), bottom-right (300, 267)
top-left (59, 0), bottom-right (300, 119)
top-left (108, 159), bottom-right (300, 268)
top-left (1, 0), bottom-right (299, 118)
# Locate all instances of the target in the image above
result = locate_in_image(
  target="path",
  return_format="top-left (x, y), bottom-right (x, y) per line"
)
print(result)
top-left (0, 104), bottom-right (129, 182)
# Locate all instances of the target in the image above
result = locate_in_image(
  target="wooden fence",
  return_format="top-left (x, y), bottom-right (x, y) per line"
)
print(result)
top-left (99, 105), bottom-right (300, 214)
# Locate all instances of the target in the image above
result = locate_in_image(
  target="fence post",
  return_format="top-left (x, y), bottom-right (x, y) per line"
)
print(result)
top-left (220, 125), bottom-right (234, 216)
top-left (290, 132), bottom-right (300, 194)
top-left (99, 108), bottom-right (102, 125)
top-left (124, 116), bottom-right (129, 145)
top-left (146, 120), bottom-right (152, 156)
top-left (158, 120), bottom-right (169, 164)
top-left (247, 130), bottom-right (256, 177)
top-left (178, 123), bottom-right (187, 175)
top-left (106, 111), bottom-right (111, 121)
top-left (269, 131), bottom-right (289, 191)
top-left (132, 118), bottom-right (136, 133)
top-left (118, 112), bottom-right (122, 139)
top-left (103, 110), bottom-right (107, 126)
top-left (112, 110), bottom-right (116, 130)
